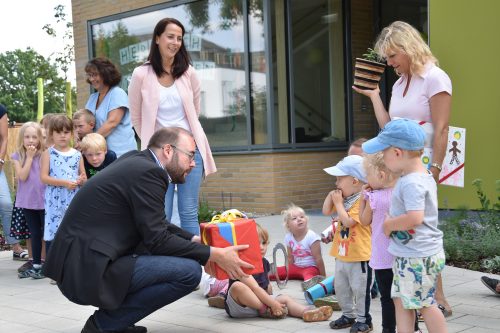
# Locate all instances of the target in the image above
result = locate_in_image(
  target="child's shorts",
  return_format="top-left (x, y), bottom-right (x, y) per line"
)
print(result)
top-left (225, 289), bottom-right (279, 318)
top-left (391, 250), bottom-right (445, 310)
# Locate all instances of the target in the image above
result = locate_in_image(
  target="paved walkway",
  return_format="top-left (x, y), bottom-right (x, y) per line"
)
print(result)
top-left (0, 214), bottom-right (499, 332)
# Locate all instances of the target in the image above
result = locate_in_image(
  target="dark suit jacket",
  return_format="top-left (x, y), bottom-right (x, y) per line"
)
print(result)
top-left (43, 150), bottom-right (211, 310)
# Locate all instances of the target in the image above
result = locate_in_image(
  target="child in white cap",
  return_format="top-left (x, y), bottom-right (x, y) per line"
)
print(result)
top-left (322, 155), bottom-right (373, 332)
top-left (362, 118), bottom-right (447, 333)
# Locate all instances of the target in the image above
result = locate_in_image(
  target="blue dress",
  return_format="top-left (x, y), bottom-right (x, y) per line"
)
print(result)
top-left (85, 86), bottom-right (137, 157)
top-left (44, 147), bottom-right (81, 241)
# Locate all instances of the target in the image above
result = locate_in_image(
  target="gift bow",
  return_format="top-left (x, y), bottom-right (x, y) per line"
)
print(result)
top-left (202, 209), bottom-right (248, 246)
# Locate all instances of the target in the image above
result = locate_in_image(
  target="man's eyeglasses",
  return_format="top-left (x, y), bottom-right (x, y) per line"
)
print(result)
top-left (171, 144), bottom-right (195, 161)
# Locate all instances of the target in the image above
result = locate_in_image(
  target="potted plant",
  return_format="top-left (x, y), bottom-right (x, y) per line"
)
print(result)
top-left (353, 48), bottom-right (386, 90)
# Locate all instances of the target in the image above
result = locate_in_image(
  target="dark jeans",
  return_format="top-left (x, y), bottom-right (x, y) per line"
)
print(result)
top-left (23, 209), bottom-right (45, 265)
top-left (375, 268), bottom-right (420, 332)
top-left (94, 255), bottom-right (202, 331)
top-left (375, 269), bottom-right (396, 332)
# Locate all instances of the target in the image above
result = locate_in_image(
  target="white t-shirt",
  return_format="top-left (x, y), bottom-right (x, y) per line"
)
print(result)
top-left (389, 63), bottom-right (452, 122)
top-left (155, 83), bottom-right (191, 131)
top-left (284, 230), bottom-right (321, 267)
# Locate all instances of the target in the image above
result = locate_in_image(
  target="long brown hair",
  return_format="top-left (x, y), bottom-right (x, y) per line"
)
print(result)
top-left (147, 18), bottom-right (191, 79)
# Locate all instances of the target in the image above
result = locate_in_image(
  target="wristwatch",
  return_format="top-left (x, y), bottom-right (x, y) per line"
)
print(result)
top-left (0, 159), bottom-right (4, 165)
top-left (430, 163), bottom-right (442, 172)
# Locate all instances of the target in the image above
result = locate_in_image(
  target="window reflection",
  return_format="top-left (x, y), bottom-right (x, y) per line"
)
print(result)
top-left (91, 0), bottom-right (269, 148)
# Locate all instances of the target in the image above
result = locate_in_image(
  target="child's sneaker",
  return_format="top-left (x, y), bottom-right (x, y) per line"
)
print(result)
top-left (301, 275), bottom-right (326, 291)
top-left (17, 260), bottom-right (33, 273)
top-left (313, 295), bottom-right (341, 311)
top-left (349, 321), bottom-right (373, 333)
top-left (18, 267), bottom-right (44, 279)
top-left (302, 305), bottom-right (333, 322)
top-left (207, 294), bottom-right (226, 309)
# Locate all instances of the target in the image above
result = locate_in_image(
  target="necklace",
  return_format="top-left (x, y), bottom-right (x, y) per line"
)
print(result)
top-left (96, 87), bottom-right (109, 108)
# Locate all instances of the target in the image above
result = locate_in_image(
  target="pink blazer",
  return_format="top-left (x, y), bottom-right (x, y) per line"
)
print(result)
top-left (129, 64), bottom-right (216, 176)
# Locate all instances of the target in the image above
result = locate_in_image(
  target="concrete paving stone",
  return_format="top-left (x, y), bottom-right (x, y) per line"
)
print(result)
top-left (0, 215), bottom-right (499, 332)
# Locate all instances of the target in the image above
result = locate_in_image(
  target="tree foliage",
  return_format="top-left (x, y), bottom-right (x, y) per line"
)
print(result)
top-left (0, 48), bottom-right (76, 122)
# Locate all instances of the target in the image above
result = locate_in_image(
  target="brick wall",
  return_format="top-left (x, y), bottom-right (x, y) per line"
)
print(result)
top-left (203, 151), bottom-right (346, 213)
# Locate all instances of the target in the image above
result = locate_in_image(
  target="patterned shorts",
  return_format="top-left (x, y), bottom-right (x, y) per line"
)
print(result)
top-left (391, 250), bottom-right (445, 309)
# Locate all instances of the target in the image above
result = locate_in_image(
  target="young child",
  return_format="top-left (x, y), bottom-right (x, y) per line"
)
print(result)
top-left (362, 118), bottom-right (447, 333)
top-left (224, 223), bottom-right (333, 322)
top-left (40, 115), bottom-right (86, 253)
top-left (12, 122), bottom-right (46, 279)
top-left (269, 204), bottom-right (326, 291)
top-left (359, 152), bottom-right (400, 333)
top-left (79, 133), bottom-right (117, 179)
top-left (73, 109), bottom-right (95, 150)
top-left (40, 113), bottom-right (57, 148)
top-left (322, 155), bottom-right (373, 332)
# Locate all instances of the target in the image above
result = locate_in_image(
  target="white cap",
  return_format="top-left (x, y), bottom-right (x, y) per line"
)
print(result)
top-left (323, 155), bottom-right (366, 183)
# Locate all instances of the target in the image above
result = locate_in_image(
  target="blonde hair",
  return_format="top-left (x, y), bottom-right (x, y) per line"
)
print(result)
top-left (73, 109), bottom-right (95, 125)
top-left (363, 152), bottom-right (398, 185)
top-left (16, 122), bottom-right (43, 165)
top-left (256, 223), bottom-right (269, 245)
top-left (281, 203), bottom-right (308, 232)
top-left (80, 133), bottom-right (107, 152)
top-left (374, 21), bottom-right (437, 75)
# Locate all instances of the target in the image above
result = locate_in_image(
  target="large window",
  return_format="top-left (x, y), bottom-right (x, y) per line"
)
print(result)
top-left (271, 0), bottom-right (346, 145)
top-left (89, 0), bottom-right (352, 150)
top-left (90, 0), bottom-right (268, 149)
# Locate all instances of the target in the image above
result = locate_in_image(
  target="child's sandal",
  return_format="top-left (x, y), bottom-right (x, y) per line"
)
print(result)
top-left (13, 250), bottom-right (29, 261)
top-left (302, 305), bottom-right (333, 322)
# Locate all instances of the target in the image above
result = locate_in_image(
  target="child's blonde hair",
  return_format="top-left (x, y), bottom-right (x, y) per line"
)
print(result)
top-left (80, 133), bottom-right (107, 152)
top-left (16, 122), bottom-right (43, 165)
top-left (281, 204), bottom-right (308, 232)
top-left (363, 152), bottom-right (399, 185)
top-left (374, 21), bottom-right (437, 75)
top-left (256, 223), bottom-right (269, 245)
top-left (73, 109), bottom-right (95, 125)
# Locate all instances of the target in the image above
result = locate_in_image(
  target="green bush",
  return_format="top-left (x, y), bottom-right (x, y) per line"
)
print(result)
top-left (198, 199), bottom-right (221, 223)
top-left (441, 179), bottom-right (500, 273)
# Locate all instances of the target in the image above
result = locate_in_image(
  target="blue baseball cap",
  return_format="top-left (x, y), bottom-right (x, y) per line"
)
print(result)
top-left (362, 118), bottom-right (426, 154)
top-left (324, 155), bottom-right (366, 183)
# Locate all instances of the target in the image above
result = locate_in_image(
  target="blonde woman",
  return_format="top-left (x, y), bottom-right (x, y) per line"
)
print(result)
top-left (353, 21), bottom-right (452, 317)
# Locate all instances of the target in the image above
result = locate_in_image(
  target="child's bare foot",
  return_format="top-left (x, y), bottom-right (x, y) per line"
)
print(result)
top-left (302, 305), bottom-right (333, 322)
top-left (259, 305), bottom-right (288, 319)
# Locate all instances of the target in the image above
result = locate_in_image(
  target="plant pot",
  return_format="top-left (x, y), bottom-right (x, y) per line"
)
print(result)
top-left (353, 58), bottom-right (386, 90)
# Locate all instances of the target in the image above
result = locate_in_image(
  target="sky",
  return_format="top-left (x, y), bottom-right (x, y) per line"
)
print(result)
top-left (0, 0), bottom-right (76, 83)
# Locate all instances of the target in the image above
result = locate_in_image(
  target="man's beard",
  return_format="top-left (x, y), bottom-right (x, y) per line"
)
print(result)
top-left (165, 153), bottom-right (189, 184)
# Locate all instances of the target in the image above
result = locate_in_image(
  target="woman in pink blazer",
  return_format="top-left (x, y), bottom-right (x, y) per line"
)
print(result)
top-left (129, 18), bottom-right (216, 236)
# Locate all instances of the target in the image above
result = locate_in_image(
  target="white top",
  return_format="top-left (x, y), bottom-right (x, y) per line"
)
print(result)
top-left (389, 63), bottom-right (452, 122)
top-left (155, 83), bottom-right (191, 131)
top-left (284, 229), bottom-right (321, 268)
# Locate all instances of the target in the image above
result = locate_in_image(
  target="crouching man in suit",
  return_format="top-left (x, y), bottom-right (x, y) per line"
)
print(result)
top-left (44, 127), bottom-right (253, 333)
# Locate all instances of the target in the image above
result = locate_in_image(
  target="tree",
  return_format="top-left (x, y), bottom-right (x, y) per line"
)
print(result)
top-left (42, 4), bottom-right (74, 81)
top-left (0, 48), bottom-right (76, 122)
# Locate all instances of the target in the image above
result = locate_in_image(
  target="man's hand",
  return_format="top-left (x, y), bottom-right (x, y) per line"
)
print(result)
top-left (208, 245), bottom-right (254, 280)
top-left (191, 235), bottom-right (201, 244)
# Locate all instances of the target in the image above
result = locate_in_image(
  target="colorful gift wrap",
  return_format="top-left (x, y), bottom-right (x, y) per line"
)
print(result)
top-left (200, 218), bottom-right (264, 280)
top-left (304, 275), bottom-right (335, 304)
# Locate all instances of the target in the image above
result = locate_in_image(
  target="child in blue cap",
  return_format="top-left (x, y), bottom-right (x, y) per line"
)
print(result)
top-left (362, 118), bottom-right (447, 333)
top-left (322, 155), bottom-right (373, 332)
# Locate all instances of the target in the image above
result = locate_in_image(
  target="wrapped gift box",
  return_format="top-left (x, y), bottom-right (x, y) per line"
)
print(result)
top-left (200, 218), bottom-right (263, 279)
